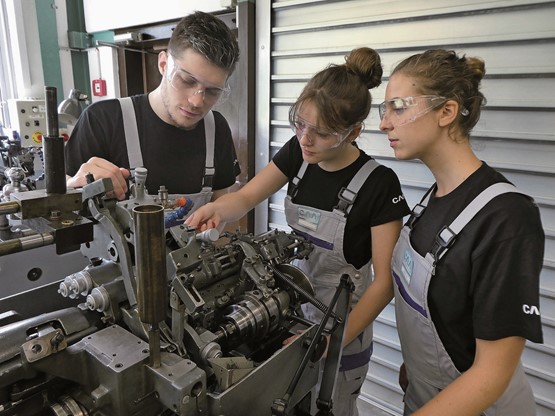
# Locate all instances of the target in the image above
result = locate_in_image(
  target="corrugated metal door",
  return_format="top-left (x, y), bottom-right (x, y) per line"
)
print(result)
top-left (255, 1), bottom-right (555, 414)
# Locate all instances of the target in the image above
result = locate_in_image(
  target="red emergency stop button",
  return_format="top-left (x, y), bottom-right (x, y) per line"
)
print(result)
top-left (32, 132), bottom-right (43, 144)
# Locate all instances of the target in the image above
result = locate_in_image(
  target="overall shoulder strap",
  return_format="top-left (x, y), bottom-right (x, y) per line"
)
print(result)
top-left (407, 185), bottom-right (436, 229)
top-left (333, 159), bottom-right (381, 216)
top-left (290, 160), bottom-right (309, 198)
top-left (432, 182), bottom-right (525, 261)
top-left (118, 97), bottom-right (143, 169)
top-left (202, 111), bottom-right (215, 191)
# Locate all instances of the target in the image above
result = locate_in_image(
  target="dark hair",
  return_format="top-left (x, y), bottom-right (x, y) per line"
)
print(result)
top-left (289, 47), bottom-right (383, 132)
top-left (168, 11), bottom-right (240, 74)
top-left (392, 49), bottom-right (486, 137)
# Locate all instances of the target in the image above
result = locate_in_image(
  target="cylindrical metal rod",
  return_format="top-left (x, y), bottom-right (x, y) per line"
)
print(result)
top-left (148, 326), bottom-right (161, 368)
top-left (45, 86), bottom-right (59, 138)
top-left (43, 86), bottom-right (66, 194)
top-left (0, 233), bottom-right (54, 257)
top-left (0, 201), bottom-right (20, 216)
top-left (133, 204), bottom-right (167, 323)
top-left (133, 204), bottom-right (167, 368)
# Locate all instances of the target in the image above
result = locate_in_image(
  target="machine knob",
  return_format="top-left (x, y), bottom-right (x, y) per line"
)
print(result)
top-left (86, 286), bottom-right (110, 312)
top-left (196, 228), bottom-right (219, 243)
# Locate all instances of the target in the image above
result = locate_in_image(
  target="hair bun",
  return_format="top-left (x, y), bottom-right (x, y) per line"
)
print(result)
top-left (465, 56), bottom-right (486, 82)
top-left (345, 47), bottom-right (383, 89)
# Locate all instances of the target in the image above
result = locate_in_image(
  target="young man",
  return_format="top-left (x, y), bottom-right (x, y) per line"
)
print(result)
top-left (65, 11), bottom-right (240, 209)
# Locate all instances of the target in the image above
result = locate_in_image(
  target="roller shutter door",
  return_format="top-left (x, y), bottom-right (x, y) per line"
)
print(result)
top-left (255, 1), bottom-right (555, 414)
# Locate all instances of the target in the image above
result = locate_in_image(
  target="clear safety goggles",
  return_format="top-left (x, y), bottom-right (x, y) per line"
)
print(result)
top-left (166, 54), bottom-right (230, 104)
top-left (378, 95), bottom-right (446, 127)
top-left (290, 116), bottom-right (354, 149)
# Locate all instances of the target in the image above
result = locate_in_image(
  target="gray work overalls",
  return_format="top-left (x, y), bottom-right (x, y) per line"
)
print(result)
top-left (118, 97), bottom-right (215, 212)
top-left (392, 182), bottom-right (536, 415)
top-left (284, 159), bottom-right (379, 416)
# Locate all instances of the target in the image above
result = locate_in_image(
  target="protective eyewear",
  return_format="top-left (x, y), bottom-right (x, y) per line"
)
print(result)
top-left (378, 95), bottom-right (446, 126)
top-left (166, 54), bottom-right (230, 104)
top-left (291, 116), bottom-right (353, 149)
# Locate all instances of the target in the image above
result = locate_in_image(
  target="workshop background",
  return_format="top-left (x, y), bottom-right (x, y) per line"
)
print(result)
top-left (1, 0), bottom-right (554, 415)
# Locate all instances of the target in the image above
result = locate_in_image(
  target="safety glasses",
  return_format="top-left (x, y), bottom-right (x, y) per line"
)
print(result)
top-left (290, 116), bottom-right (354, 149)
top-left (378, 95), bottom-right (447, 127)
top-left (166, 54), bottom-right (230, 104)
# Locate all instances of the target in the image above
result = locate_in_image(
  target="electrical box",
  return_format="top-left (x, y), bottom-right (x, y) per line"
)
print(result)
top-left (7, 99), bottom-right (46, 147)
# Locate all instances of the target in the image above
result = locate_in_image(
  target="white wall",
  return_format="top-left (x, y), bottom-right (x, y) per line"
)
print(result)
top-left (83, 0), bottom-right (226, 32)
top-left (4, 0), bottom-right (44, 99)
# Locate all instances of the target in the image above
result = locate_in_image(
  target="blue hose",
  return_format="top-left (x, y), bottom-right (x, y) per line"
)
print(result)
top-left (164, 198), bottom-right (194, 228)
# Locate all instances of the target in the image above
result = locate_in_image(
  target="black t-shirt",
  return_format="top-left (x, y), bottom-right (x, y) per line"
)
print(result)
top-left (273, 137), bottom-right (411, 268)
top-left (410, 163), bottom-right (544, 371)
top-left (65, 95), bottom-right (240, 195)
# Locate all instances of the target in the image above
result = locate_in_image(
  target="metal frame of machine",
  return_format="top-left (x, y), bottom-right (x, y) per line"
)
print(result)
top-left (0, 87), bottom-right (350, 415)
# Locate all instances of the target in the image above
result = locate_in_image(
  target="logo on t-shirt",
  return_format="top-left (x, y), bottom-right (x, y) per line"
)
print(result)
top-left (522, 304), bottom-right (541, 316)
top-left (392, 194), bottom-right (405, 204)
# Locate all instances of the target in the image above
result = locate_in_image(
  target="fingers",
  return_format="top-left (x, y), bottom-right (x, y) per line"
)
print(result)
top-left (67, 157), bottom-right (129, 200)
top-left (282, 329), bottom-right (305, 346)
top-left (184, 206), bottom-right (220, 230)
top-left (119, 167), bottom-right (131, 179)
top-left (282, 335), bottom-right (299, 345)
top-left (207, 219), bottom-right (219, 230)
top-left (184, 212), bottom-right (198, 227)
top-left (323, 334), bottom-right (330, 358)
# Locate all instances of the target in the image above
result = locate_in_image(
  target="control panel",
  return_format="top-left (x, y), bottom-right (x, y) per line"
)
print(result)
top-left (7, 99), bottom-right (46, 147)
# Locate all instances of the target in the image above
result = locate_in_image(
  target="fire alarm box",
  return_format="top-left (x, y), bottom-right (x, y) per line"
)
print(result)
top-left (92, 79), bottom-right (107, 97)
